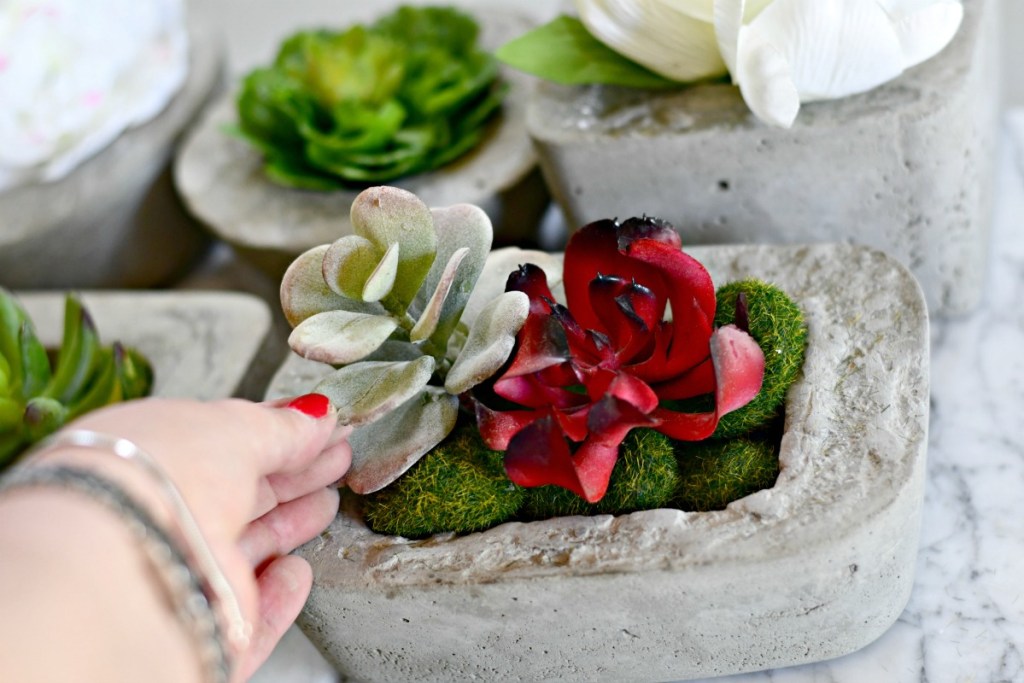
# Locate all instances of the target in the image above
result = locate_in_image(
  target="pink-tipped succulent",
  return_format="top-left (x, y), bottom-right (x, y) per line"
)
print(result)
top-left (280, 186), bottom-right (562, 494)
top-left (471, 217), bottom-right (766, 503)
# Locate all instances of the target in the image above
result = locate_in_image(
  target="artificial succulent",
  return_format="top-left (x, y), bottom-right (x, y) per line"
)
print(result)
top-left (280, 185), bottom-right (560, 493)
top-left (234, 5), bottom-right (505, 189)
top-left (0, 290), bottom-right (153, 469)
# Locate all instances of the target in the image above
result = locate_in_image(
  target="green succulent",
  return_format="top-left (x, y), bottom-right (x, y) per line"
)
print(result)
top-left (234, 5), bottom-right (505, 190)
top-left (280, 185), bottom-right (562, 494)
top-left (0, 290), bottom-right (153, 470)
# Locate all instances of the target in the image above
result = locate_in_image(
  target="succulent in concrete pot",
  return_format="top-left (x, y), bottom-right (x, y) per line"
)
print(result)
top-left (279, 185), bottom-right (558, 493)
top-left (279, 186), bottom-right (809, 537)
top-left (0, 289), bottom-right (153, 468)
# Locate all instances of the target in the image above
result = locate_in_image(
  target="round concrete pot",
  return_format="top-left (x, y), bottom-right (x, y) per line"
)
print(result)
top-left (264, 243), bottom-right (930, 682)
top-left (174, 9), bottom-right (547, 281)
top-left (0, 12), bottom-right (224, 290)
top-left (526, 0), bottom-right (998, 316)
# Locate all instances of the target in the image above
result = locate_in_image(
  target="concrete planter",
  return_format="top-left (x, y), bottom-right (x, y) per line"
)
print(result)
top-left (174, 9), bottom-right (547, 280)
top-left (266, 243), bottom-right (930, 682)
top-left (527, 0), bottom-right (999, 315)
top-left (17, 291), bottom-right (272, 401)
top-left (0, 11), bottom-right (223, 290)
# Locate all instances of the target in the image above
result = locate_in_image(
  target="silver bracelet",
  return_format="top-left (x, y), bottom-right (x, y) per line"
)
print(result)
top-left (0, 429), bottom-right (253, 683)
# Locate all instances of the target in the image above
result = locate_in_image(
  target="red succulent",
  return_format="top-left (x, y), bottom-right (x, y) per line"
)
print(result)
top-left (471, 217), bottom-right (766, 503)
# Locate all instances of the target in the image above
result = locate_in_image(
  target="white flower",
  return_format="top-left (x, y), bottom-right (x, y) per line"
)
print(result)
top-left (575, 0), bottom-right (963, 128)
top-left (0, 0), bottom-right (189, 190)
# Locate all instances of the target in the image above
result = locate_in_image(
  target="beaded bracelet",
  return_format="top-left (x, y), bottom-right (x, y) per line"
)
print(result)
top-left (0, 429), bottom-right (252, 683)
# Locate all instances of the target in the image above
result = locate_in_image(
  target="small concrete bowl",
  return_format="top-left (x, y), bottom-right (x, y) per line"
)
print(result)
top-left (264, 243), bottom-right (930, 682)
top-left (18, 290), bottom-right (273, 401)
top-left (0, 12), bottom-right (223, 290)
top-left (174, 9), bottom-right (546, 281)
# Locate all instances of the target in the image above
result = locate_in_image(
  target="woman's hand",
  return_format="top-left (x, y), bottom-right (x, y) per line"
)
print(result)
top-left (27, 394), bottom-right (351, 681)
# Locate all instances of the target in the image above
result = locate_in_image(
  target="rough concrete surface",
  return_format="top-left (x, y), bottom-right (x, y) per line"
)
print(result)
top-left (174, 9), bottom-right (546, 279)
top-left (527, 0), bottom-right (1000, 315)
top-left (266, 244), bottom-right (931, 682)
top-left (0, 13), bottom-right (222, 289)
top-left (18, 291), bottom-right (271, 400)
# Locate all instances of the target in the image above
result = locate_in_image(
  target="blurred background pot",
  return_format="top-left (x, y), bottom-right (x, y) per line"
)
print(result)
top-left (0, 9), bottom-right (223, 289)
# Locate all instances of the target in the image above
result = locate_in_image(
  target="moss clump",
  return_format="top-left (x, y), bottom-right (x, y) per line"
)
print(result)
top-left (363, 419), bottom-right (524, 538)
top-left (673, 437), bottom-right (779, 512)
top-left (521, 429), bottom-right (680, 520)
top-left (712, 279), bottom-right (807, 439)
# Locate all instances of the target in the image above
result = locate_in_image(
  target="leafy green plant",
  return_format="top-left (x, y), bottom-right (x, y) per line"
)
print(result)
top-left (233, 5), bottom-right (505, 190)
top-left (0, 290), bottom-right (153, 469)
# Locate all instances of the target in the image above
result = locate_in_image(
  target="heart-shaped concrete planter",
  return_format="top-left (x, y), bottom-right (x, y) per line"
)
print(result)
top-left (265, 243), bottom-right (930, 682)
top-left (0, 11), bottom-right (223, 289)
top-left (17, 291), bottom-right (272, 401)
top-left (526, 0), bottom-right (997, 315)
top-left (174, 9), bottom-right (547, 280)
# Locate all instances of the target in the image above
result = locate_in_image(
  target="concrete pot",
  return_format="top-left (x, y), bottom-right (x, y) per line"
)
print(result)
top-left (174, 9), bottom-right (547, 281)
top-left (17, 290), bottom-right (273, 401)
top-left (265, 243), bottom-right (930, 682)
top-left (0, 11), bottom-right (224, 290)
top-left (527, 0), bottom-right (999, 315)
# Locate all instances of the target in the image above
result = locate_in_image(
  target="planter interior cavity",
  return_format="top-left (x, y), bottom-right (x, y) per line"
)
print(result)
top-left (527, 0), bottom-right (998, 315)
top-left (265, 243), bottom-right (930, 682)
top-left (174, 8), bottom-right (547, 280)
top-left (0, 10), bottom-right (223, 289)
top-left (18, 291), bottom-right (272, 401)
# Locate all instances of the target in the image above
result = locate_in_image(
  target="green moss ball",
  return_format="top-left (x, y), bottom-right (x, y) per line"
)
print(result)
top-left (673, 437), bottom-right (779, 512)
top-left (363, 420), bottom-right (525, 538)
top-left (712, 279), bottom-right (807, 439)
top-left (521, 428), bottom-right (680, 520)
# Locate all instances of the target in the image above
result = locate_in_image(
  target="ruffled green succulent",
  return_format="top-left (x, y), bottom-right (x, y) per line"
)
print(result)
top-left (234, 5), bottom-right (505, 190)
top-left (0, 290), bottom-right (153, 469)
top-left (280, 185), bottom-right (561, 493)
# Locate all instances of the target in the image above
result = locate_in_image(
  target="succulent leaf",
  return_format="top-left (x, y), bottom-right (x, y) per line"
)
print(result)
top-left (419, 203), bottom-right (493, 350)
top-left (323, 235), bottom-right (382, 299)
top-left (0, 290), bottom-right (26, 398)
top-left (281, 244), bottom-right (387, 327)
top-left (67, 348), bottom-right (121, 420)
top-left (361, 242), bottom-right (401, 303)
top-left (350, 186), bottom-right (437, 314)
top-left (462, 247), bottom-right (565, 329)
top-left (43, 298), bottom-right (100, 405)
top-left (23, 396), bottom-right (68, 443)
top-left (289, 310), bottom-right (399, 365)
top-left (445, 291), bottom-right (530, 395)
top-left (344, 386), bottom-right (459, 494)
top-left (410, 247), bottom-right (469, 343)
top-left (17, 320), bottom-right (51, 400)
top-left (315, 356), bottom-right (435, 426)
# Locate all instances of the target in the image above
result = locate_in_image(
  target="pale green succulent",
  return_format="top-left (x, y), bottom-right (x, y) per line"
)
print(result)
top-left (280, 186), bottom-right (561, 493)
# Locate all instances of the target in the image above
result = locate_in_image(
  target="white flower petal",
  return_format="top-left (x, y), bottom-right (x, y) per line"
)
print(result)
top-left (742, 0), bottom-right (905, 101)
top-left (576, 0), bottom-right (726, 82)
top-left (713, 0), bottom-right (746, 79)
top-left (886, 1), bottom-right (963, 68)
top-left (735, 29), bottom-right (801, 127)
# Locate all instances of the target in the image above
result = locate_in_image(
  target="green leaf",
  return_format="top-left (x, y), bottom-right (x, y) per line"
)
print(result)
top-left (344, 386), bottom-right (459, 494)
top-left (350, 186), bottom-right (437, 314)
top-left (445, 291), bottom-right (529, 394)
top-left (495, 15), bottom-right (681, 89)
top-left (323, 235), bottom-right (383, 299)
top-left (281, 245), bottom-right (387, 328)
top-left (288, 310), bottom-right (398, 365)
top-left (315, 356), bottom-right (435, 426)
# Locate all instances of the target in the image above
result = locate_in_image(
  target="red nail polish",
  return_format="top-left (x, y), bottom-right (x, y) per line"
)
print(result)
top-left (286, 393), bottom-right (332, 419)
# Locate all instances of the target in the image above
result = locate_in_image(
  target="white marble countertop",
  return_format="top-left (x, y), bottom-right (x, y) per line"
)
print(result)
top-left (250, 114), bottom-right (1024, 683)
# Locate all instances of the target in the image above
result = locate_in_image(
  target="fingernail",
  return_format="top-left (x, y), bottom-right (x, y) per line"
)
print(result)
top-left (286, 393), bottom-right (333, 419)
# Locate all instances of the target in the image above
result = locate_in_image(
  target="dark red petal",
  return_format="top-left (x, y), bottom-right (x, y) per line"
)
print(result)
top-left (617, 216), bottom-right (681, 249)
top-left (503, 415), bottom-right (584, 493)
top-left (711, 324), bottom-right (765, 415)
top-left (624, 238), bottom-right (716, 327)
top-left (651, 408), bottom-right (719, 440)
top-left (494, 373), bottom-right (585, 410)
top-left (475, 402), bottom-right (539, 450)
top-left (607, 372), bottom-right (660, 414)
top-left (649, 357), bottom-right (716, 400)
top-left (571, 441), bottom-right (622, 503)
top-left (575, 396), bottom-right (657, 502)
top-left (501, 311), bottom-right (570, 379)
top-left (505, 263), bottom-right (555, 301)
top-left (555, 404), bottom-right (591, 442)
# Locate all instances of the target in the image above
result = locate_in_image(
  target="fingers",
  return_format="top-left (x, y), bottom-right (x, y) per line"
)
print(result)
top-left (254, 438), bottom-right (352, 518)
top-left (239, 487), bottom-right (340, 569)
top-left (236, 555), bottom-right (313, 682)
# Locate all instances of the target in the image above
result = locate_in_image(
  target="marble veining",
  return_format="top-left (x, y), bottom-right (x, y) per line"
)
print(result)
top-left (253, 115), bottom-right (1024, 683)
